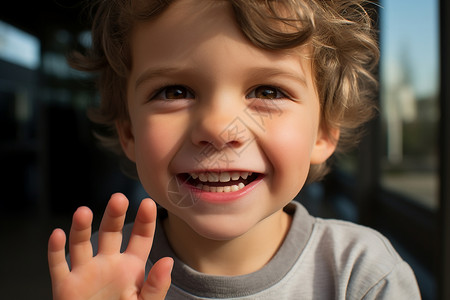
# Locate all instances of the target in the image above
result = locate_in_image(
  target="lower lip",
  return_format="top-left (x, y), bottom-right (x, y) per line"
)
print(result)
top-left (183, 174), bottom-right (264, 204)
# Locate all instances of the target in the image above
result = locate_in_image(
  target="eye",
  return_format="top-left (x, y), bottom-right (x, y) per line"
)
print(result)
top-left (151, 85), bottom-right (194, 100)
top-left (247, 85), bottom-right (287, 100)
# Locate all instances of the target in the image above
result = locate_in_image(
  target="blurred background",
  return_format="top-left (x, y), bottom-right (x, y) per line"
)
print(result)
top-left (0, 0), bottom-right (449, 299)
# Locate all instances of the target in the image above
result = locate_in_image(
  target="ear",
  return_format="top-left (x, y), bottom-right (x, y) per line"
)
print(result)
top-left (116, 119), bottom-right (136, 162)
top-left (310, 126), bottom-right (340, 165)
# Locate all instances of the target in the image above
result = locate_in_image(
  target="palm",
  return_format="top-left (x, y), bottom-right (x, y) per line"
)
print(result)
top-left (48, 193), bottom-right (172, 300)
top-left (53, 253), bottom-right (144, 300)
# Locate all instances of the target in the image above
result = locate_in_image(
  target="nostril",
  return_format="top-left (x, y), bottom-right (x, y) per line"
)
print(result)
top-left (198, 140), bottom-right (226, 151)
top-left (224, 140), bottom-right (242, 149)
top-left (191, 111), bottom-right (253, 150)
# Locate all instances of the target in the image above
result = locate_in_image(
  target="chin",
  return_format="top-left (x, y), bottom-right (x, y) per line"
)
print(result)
top-left (182, 213), bottom-right (259, 241)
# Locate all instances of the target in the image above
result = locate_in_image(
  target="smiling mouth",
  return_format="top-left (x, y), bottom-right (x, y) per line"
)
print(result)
top-left (178, 171), bottom-right (260, 192)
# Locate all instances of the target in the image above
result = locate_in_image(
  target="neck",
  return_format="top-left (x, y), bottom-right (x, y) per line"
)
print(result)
top-left (163, 210), bottom-right (292, 276)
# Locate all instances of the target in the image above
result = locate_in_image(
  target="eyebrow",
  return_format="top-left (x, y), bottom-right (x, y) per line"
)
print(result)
top-left (134, 66), bottom-right (308, 90)
top-left (134, 67), bottom-right (185, 90)
top-left (249, 67), bottom-right (308, 87)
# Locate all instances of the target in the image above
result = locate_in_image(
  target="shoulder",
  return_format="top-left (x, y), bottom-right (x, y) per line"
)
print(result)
top-left (304, 217), bottom-right (421, 299)
top-left (286, 201), bottom-right (401, 267)
top-left (310, 217), bottom-right (402, 276)
top-left (288, 201), bottom-right (400, 264)
top-left (313, 217), bottom-right (400, 261)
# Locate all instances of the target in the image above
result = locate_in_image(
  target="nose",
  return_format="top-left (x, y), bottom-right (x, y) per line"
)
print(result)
top-left (190, 100), bottom-right (254, 152)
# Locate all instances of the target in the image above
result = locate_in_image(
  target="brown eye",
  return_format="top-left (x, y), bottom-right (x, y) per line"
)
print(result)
top-left (152, 85), bottom-right (194, 100)
top-left (254, 86), bottom-right (277, 99)
top-left (165, 86), bottom-right (190, 99)
top-left (248, 85), bottom-right (287, 100)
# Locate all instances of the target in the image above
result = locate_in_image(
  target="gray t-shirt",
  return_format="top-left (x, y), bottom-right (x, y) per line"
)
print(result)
top-left (103, 201), bottom-right (421, 299)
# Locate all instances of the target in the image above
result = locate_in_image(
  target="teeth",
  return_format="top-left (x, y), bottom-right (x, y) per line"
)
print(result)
top-left (188, 171), bottom-right (256, 193)
top-left (194, 181), bottom-right (248, 193)
top-left (219, 172), bottom-right (231, 182)
top-left (191, 171), bottom-right (254, 183)
top-left (199, 173), bottom-right (208, 182)
top-left (231, 172), bottom-right (240, 180)
top-left (207, 172), bottom-right (219, 182)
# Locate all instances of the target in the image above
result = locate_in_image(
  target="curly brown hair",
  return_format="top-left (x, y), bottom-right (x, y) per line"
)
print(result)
top-left (70, 0), bottom-right (379, 182)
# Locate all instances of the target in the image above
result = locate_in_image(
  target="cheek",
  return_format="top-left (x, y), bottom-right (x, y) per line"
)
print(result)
top-left (134, 113), bottom-right (187, 158)
top-left (133, 116), bottom-right (185, 190)
top-left (135, 124), bottom-right (173, 163)
top-left (266, 115), bottom-right (316, 156)
top-left (262, 116), bottom-right (317, 185)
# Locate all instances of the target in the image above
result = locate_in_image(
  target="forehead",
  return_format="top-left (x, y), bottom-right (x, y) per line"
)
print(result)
top-left (128, 0), bottom-right (313, 85)
top-left (130, 0), bottom-right (237, 61)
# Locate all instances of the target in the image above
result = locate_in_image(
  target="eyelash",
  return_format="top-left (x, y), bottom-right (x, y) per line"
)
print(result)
top-left (149, 85), bottom-right (195, 101)
top-left (246, 85), bottom-right (290, 100)
top-left (148, 84), bottom-right (291, 101)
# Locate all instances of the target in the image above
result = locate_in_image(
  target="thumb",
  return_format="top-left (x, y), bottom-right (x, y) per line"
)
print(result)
top-left (139, 257), bottom-right (173, 300)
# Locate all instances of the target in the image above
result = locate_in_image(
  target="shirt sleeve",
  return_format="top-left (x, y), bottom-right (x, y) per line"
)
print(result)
top-left (362, 260), bottom-right (421, 300)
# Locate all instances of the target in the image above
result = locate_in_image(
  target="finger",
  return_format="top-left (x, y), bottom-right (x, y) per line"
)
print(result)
top-left (125, 198), bottom-right (157, 260)
top-left (69, 206), bottom-right (94, 267)
top-left (139, 257), bottom-right (173, 300)
top-left (98, 193), bottom-right (129, 255)
top-left (48, 228), bottom-right (70, 282)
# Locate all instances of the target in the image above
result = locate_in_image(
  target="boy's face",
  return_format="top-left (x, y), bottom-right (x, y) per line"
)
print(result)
top-left (118, 0), bottom-right (337, 240)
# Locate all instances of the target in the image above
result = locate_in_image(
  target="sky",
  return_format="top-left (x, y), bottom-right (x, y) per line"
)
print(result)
top-left (379, 0), bottom-right (439, 98)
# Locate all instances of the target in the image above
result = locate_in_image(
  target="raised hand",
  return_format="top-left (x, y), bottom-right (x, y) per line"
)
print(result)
top-left (48, 193), bottom-right (173, 300)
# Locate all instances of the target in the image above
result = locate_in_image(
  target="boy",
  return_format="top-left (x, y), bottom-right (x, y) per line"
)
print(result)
top-left (48, 0), bottom-right (421, 299)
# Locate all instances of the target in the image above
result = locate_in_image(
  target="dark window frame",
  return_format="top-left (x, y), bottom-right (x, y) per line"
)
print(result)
top-left (438, 1), bottom-right (450, 299)
top-left (360, 1), bottom-right (449, 299)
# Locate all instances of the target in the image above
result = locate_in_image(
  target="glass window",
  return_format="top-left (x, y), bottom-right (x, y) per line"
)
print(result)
top-left (0, 21), bottom-right (40, 70)
top-left (379, 0), bottom-right (440, 210)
